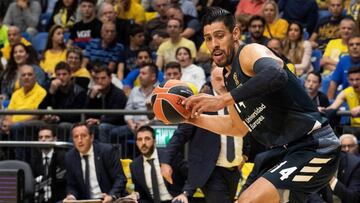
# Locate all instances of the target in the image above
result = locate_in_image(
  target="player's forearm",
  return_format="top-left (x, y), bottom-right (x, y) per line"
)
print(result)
top-left (186, 114), bottom-right (248, 137)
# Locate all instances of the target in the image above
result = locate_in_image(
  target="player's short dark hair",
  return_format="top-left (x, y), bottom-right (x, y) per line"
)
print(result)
top-left (348, 66), bottom-right (360, 75)
top-left (164, 61), bottom-right (181, 72)
top-left (306, 71), bottom-right (322, 83)
top-left (136, 125), bottom-right (156, 139)
top-left (140, 62), bottom-right (158, 79)
top-left (249, 15), bottom-right (266, 27)
top-left (129, 24), bottom-right (145, 36)
top-left (201, 7), bottom-right (235, 32)
top-left (80, 0), bottom-right (96, 5)
top-left (55, 61), bottom-right (71, 73)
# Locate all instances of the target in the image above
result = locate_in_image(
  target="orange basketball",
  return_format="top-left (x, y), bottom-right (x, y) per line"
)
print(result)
top-left (151, 80), bottom-right (196, 124)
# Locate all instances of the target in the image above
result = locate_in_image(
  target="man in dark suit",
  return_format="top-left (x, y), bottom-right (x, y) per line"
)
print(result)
top-left (161, 66), bottom-right (244, 203)
top-left (31, 125), bottom-right (66, 203)
top-left (128, 125), bottom-right (188, 203)
top-left (63, 123), bottom-right (127, 202)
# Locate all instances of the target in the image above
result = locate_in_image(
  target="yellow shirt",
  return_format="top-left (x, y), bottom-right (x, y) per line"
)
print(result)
top-left (1, 38), bottom-right (31, 60)
top-left (157, 38), bottom-right (197, 66)
top-left (199, 41), bottom-right (210, 54)
top-left (323, 39), bottom-right (348, 62)
top-left (115, 0), bottom-right (146, 24)
top-left (8, 83), bottom-right (46, 123)
top-left (72, 67), bottom-right (91, 78)
top-left (344, 86), bottom-right (360, 126)
top-left (40, 50), bottom-right (67, 75)
top-left (263, 18), bottom-right (289, 40)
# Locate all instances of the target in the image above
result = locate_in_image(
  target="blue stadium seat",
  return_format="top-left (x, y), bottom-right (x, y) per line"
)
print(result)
top-left (31, 32), bottom-right (48, 53)
top-left (64, 32), bottom-right (71, 43)
top-left (311, 49), bottom-right (323, 73)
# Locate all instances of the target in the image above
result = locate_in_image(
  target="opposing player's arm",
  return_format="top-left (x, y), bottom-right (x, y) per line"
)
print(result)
top-left (186, 108), bottom-right (249, 137)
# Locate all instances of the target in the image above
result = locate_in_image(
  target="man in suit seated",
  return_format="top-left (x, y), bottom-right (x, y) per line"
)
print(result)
top-left (31, 125), bottom-right (66, 203)
top-left (161, 66), bottom-right (244, 203)
top-left (63, 123), bottom-right (127, 203)
top-left (128, 125), bottom-right (188, 203)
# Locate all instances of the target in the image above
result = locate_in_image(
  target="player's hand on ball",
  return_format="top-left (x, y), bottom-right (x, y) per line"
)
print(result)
top-left (183, 94), bottom-right (227, 118)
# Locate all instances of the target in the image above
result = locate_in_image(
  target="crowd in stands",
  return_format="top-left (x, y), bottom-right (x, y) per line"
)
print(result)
top-left (0, 0), bottom-right (360, 202)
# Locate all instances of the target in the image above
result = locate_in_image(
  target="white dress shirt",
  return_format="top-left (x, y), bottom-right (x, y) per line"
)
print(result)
top-left (80, 145), bottom-right (102, 199)
top-left (143, 148), bottom-right (173, 201)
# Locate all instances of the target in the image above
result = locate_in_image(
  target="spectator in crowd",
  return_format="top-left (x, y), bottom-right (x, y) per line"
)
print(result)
top-left (38, 0), bottom-right (58, 16)
top-left (1, 26), bottom-right (31, 60)
top-left (31, 126), bottom-right (66, 203)
top-left (266, 38), bottom-right (296, 74)
top-left (3, 0), bottom-right (41, 37)
top-left (327, 35), bottom-right (360, 99)
top-left (164, 61), bottom-right (182, 81)
top-left (322, 67), bottom-right (360, 132)
top-left (261, 0), bottom-right (289, 40)
top-left (0, 13), bottom-right (8, 49)
top-left (68, 0), bottom-right (102, 49)
top-left (278, 0), bottom-right (319, 35)
top-left (166, 4), bottom-right (201, 45)
top-left (156, 18), bottom-right (197, 70)
top-left (5, 65), bottom-right (47, 161)
top-left (39, 62), bottom-right (86, 126)
top-left (244, 15), bottom-right (269, 45)
top-left (83, 21), bottom-right (125, 79)
top-left (171, 0), bottom-right (197, 18)
top-left (47, 0), bottom-right (78, 31)
top-left (309, 0), bottom-right (345, 51)
top-left (146, 0), bottom-right (170, 36)
top-left (150, 30), bottom-right (169, 52)
top-left (110, 63), bottom-right (158, 149)
top-left (282, 22), bottom-right (313, 77)
top-left (40, 25), bottom-right (67, 75)
top-left (304, 71), bottom-right (330, 108)
top-left (123, 24), bottom-right (146, 77)
top-left (66, 47), bottom-right (91, 90)
top-left (347, 0), bottom-right (360, 21)
top-left (161, 66), bottom-right (243, 203)
top-left (321, 17), bottom-right (355, 74)
top-left (98, 1), bottom-right (132, 46)
top-left (63, 123), bottom-right (127, 201)
top-left (114, 0), bottom-right (146, 25)
top-left (340, 133), bottom-right (359, 155)
top-left (122, 47), bottom-right (157, 95)
top-left (235, 0), bottom-right (266, 17)
top-left (0, 43), bottom-right (47, 100)
top-left (85, 65), bottom-right (127, 143)
top-left (128, 125), bottom-right (187, 203)
top-left (176, 46), bottom-right (205, 91)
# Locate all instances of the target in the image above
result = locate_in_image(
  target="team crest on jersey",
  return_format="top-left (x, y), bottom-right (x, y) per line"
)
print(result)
top-left (233, 72), bottom-right (240, 86)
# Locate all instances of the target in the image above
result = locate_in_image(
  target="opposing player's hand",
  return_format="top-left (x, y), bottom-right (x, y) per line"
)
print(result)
top-left (183, 94), bottom-right (226, 117)
top-left (161, 163), bottom-right (173, 184)
top-left (172, 194), bottom-right (188, 203)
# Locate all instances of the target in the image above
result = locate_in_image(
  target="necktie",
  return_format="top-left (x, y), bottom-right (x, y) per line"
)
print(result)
top-left (44, 156), bottom-right (49, 178)
top-left (83, 155), bottom-right (91, 199)
top-left (147, 159), bottom-right (161, 203)
top-left (224, 107), bottom-right (235, 162)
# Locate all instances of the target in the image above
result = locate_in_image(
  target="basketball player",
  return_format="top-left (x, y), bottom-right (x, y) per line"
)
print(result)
top-left (182, 7), bottom-right (341, 203)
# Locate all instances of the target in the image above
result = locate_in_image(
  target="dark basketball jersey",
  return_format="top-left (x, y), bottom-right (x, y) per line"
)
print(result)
top-left (224, 46), bottom-right (328, 148)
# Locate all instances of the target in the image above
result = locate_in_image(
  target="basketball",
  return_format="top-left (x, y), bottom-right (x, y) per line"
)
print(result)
top-left (151, 80), bottom-right (197, 124)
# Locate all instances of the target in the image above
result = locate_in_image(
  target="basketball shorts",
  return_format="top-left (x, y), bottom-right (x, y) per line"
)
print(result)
top-left (244, 125), bottom-right (340, 202)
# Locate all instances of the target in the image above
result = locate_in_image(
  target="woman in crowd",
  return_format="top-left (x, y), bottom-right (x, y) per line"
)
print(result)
top-left (0, 43), bottom-right (47, 99)
top-left (175, 46), bottom-right (205, 91)
top-left (40, 25), bottom-right (67, 76)
top-left (262, 0), bottom-right (289, 40)
top-left (283, 22), bottom-right (313, 77)
top-left (47, 0), bottom-right (78, 31)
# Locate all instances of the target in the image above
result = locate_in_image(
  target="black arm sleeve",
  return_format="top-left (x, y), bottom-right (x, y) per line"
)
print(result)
top-left (230, 57), bottom-right (288, 103)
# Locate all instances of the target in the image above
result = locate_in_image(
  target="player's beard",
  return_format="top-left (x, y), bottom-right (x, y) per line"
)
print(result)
top-left (212, 46), bottom-right (235, 67)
